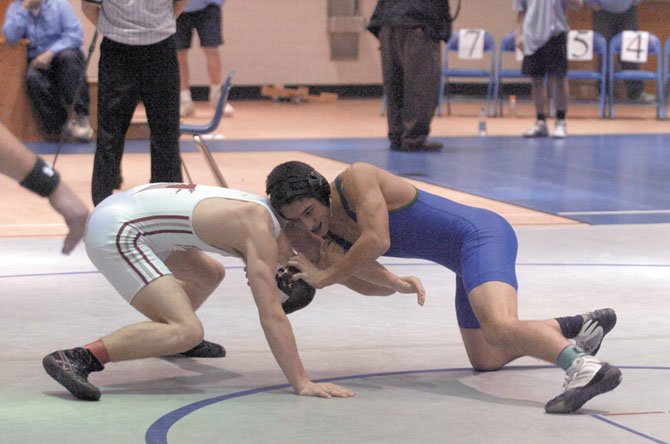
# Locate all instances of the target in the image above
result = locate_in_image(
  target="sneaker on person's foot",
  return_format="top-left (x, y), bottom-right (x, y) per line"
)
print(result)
top-left (175, 340), bottom-right (226, 358)
top-left (545, 355), bottom-right (622, 413)
top-left (223, 102), bottom-right (235, 117)
top-left (575, 308), bottom-right (617, 355)
top-left (180, 99), bottom-right (195, 117)
top-left (632, 92), bottom-right (655, 103)
top-left (42, 347), bottom-right (104, 401)
top-left (523, 120), bottom-right (549, 138)
top-left (67, 115), bottom-right (93, 142)
top-left (552, 120), bottom-right (567, 138)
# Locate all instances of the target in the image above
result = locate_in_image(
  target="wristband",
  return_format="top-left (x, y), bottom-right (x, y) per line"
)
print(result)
top-left (83, 0), bottom-right (103, 4)
top-left (19, 157), bottom-right (60, 197)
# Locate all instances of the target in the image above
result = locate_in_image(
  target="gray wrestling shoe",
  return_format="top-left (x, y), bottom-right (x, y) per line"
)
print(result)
top-left (43, 347), bottom-right (104, 401)
top-left (575, 308), bottom-right (617, 355)
top-left (545, 356), bottom-right (622, 413)
top-left (176, 340), bottom-right (226, 358)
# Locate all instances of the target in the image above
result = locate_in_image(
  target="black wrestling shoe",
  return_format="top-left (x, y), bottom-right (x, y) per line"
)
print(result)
top-left (177, 340), bottom-right (226, 358)
top-left (575, 308), bottom-right (617, 356)
top-left (545, 356), bottom-right (622, 414)
top-left (43, 347), bottom-right (104, 401)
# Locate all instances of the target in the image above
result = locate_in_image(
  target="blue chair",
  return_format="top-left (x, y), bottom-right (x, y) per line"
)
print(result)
top-left (608, 32), bottom-right (665, 119)
top-left (493, 31), bottom-right (524, 116)
top-left (438, 30), bottom-right (496, 116)
top-left (565, 31), bottom-right (608, 119)
top-left (180, 70), bottom-right (234, 186)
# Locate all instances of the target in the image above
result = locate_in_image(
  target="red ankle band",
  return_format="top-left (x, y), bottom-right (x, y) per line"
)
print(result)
top-left (84, 339), bottom-right (111, 364)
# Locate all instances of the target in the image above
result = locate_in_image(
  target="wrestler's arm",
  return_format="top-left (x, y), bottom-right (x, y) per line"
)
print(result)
top-left (302, 164), bottom-right (391, 288)
top-left (0, 123), bottom-right (88, 254)
top-left (244, 219), bottom-right (354, 398)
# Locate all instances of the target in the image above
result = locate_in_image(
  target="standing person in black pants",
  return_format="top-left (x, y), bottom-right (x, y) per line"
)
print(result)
top-left (83, 0), bottom-right (186, 206)
top-left (586, 0), bottom-right (652, 102)
top-left (368, 0), bottom-right (451, 152)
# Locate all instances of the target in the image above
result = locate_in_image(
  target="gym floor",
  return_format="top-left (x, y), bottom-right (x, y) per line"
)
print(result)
top-left (1, 98), bottom-right (669, 443)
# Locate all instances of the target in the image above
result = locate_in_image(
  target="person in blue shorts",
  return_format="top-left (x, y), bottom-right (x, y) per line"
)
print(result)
top-left (266, 160), bottom-right (621, 414)
top-left (175, 0), bottom-right (234, 117)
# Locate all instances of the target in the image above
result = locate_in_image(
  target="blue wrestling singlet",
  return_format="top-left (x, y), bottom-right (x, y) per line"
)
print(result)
top-left (335, 177), bottom-right (518, 329)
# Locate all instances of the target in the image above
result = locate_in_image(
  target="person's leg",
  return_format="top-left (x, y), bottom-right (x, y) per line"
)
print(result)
top-left (91, 38), bottom-right (138, 205)
top-left (203, 47), bottom-right (222, 89)
top-left (379, 26), bottom-right (404, 150)
top-left (165, 249), bottom-right (225, 310)
top-left (24, 65), bottom-right (68, 136)
top-left (196, 5), bottom-right (224, 88)
top-left (139, 38), bottom-right (183, 184)
top-left (552, 75), bottom-right (569, 138)
top-left (522, 48), bottom-right (549, 137)
top-left (465, 281), bottom-right (572, 368)
top-left (177, 49), bottom-right (191, 94)
top-left (619, 6), bottom-right (645, 99)
top-left (399, 27), bottom-right (441, 151)
top-left (52, 48), bottom-right (93, 141)
top-left (198, 5), bottom-right (230, 114)
top-left (175, 11), bottom-right (195, 116)
top-left (466, 281), bottom-right (622, 413)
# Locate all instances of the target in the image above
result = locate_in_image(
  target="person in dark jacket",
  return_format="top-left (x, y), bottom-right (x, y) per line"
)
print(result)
top-left (368, 0), bottom-right (451, 152)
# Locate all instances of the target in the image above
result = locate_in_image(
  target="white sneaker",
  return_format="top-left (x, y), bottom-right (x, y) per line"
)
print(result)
top-left (552, 120), bottom-right (567, 138)
top-left (523, 120), bottom-right (548, 138)
top-left (223, 102), bottom-right (235, 117)
top-left (180, 99), bottom-right (195, 117)
top-left (545, 356), bottom-right (622, 413)
top-left (575, 308), bottom-right (617, 355)
top-left (633, 92), bottom-right (655, 103)
top-left (67, 115), bottom-right (93, 142)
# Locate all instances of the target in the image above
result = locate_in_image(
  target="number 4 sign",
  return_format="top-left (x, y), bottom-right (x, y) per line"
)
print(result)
top-left (621, 31), bottom-right (650, 63)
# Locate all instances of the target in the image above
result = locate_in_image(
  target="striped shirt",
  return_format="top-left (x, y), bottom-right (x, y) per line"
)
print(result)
top-left (98, 0), bottom-right (177, 45)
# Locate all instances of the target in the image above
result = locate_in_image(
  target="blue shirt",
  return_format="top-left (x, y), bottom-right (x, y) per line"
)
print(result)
top-left (183, 0), bottom-right (224, 14)
top-left (2, 0), bottom-right (83, 60)
top-left (584, 0), bottom-right (640, 13)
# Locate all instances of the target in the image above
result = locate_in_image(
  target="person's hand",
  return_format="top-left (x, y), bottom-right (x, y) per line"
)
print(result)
top-left (298, 381), bottom-right (355, 398)
top-left (318, 237), bottom-right (345, 267)
top-left (48, 182), bottom-right (89, 254)
top-left (287, 253), bottom-right (325, 289)
top-left (31, 50), bottom-right (54, 70)
top-left (515, 32), bottom-right (524, 52)
top-left (394, 276), bottom-right (426, 306)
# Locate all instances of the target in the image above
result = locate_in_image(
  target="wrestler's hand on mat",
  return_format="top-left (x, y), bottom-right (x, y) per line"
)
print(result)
top-left (394, 276), bottom-right (426, 306)
top-left (48, 182), bottom-right (89, 255)
top-left (298, 381), bottom-right (355, 398)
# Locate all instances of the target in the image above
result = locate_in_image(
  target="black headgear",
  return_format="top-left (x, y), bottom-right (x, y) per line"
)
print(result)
top-left (266, 162), bottom-right (331, 212)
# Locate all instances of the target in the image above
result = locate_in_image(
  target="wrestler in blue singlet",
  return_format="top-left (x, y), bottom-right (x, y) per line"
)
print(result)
top-left (335, 176), bottom-right (519, 329)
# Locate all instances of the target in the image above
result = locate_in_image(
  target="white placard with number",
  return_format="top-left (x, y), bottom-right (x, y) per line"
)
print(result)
top-left (458, 29), bottom-right (485, 60)
top-left (620, 30), bottom-right (649, 63)
top-left (568, 30), bottom-right (594, 61)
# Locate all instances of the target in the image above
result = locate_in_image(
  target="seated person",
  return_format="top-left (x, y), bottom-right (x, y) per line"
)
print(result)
top-left (3, 0), bottom-right (93, 141)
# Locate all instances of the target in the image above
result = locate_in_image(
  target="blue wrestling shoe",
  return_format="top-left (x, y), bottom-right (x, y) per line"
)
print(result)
top-left (575, 308), bottom-right (617, 355)
top-left (545, 356), bottom-right (622, 413)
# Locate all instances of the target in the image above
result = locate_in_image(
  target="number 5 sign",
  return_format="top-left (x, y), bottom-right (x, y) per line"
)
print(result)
top-left (568, 30), bottom-right (594, 61)
top-left (621, 31), bottom-right (650, 63)
top-left (458, 29), bottom-right (485, 60)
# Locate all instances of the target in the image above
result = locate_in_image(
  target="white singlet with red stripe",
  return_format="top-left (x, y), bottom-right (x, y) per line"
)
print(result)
top-left (85, 183), bottom-right (281, 302)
